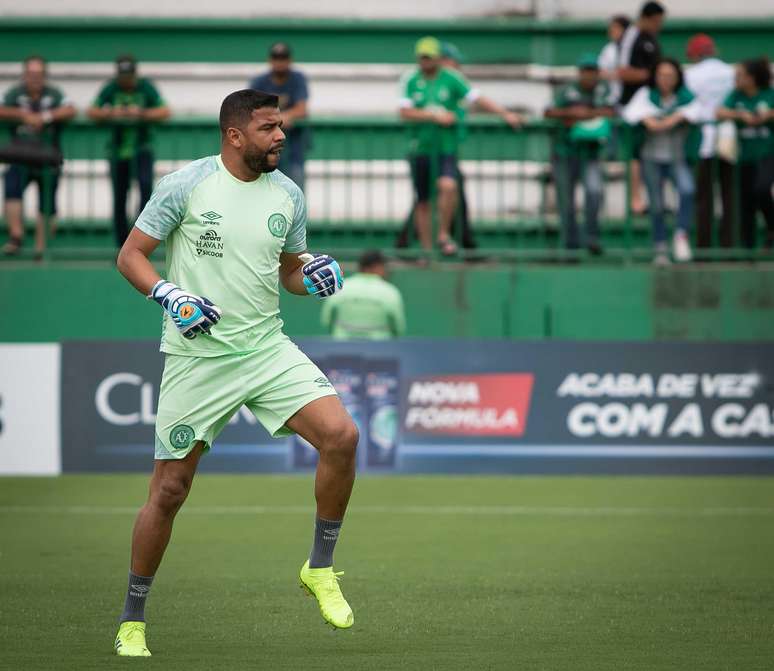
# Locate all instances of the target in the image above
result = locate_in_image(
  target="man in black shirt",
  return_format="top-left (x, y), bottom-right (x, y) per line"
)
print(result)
top-left (617, 1), bottom-right (665, 214)
top-left (618, 1), bottom-right (665, 105)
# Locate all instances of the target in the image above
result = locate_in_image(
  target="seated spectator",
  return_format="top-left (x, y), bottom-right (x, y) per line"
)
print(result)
top-left (598, 14), bottom-right (630, 105)
top-left (0, 55), bottom-right (76, 258)
top-left (716, 58), bottom-right (774, 251)
top-left (399, 36), bottom-right (521, 256)
top-left (321, 250), bottom-right (405, 340)
top-left (88, 55), bottom-right (171, 247)
top-left (684, 34), bottom-right (735, 248)
top-left (544, 54), bottom-right (615, 254)
top-left (623, 58), bottom-right (701, 265)
top-left (249, 42), bottom-right (309, 191)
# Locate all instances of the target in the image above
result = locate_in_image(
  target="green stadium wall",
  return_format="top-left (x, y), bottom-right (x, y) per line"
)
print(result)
top-left (0, 17), bottom-right (771, 65)
top-left (3, 265), bottom-right (773, 342)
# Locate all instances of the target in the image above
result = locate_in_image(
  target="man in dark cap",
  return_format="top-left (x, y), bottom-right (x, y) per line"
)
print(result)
top-left (88, 55), bottom-right (171, 247)
top-left (249, 43), bottom-right (310, 190)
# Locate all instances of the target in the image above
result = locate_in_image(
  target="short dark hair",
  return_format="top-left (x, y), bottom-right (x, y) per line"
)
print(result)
top-left (610, 14), bottom-right (631, 30)
top-left (640, 1), bottom-right (665, 17)
top-left (219, 89), bottom-right (279, 135)
top-left (648, 57), bottom-right (684, 91)
top-left (23, 54), bottom-right (46, 70)
top-left (742, 57), bottom-right (771, 90)
top-left (358, 249), bottom-right (387, 271)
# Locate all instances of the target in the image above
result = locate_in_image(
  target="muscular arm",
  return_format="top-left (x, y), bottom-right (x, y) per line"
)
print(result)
top-left (116, 227), bottom-right (163, 295)
top-left (279, 251), bottom-right (309, 296)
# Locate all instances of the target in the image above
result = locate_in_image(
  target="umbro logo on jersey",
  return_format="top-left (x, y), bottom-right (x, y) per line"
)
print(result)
top-left (200, 211), bottom-right (222, 226)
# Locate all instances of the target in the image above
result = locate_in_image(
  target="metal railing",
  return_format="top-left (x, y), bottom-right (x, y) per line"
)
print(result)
top-left (0, 117), bottom-right (770, 262)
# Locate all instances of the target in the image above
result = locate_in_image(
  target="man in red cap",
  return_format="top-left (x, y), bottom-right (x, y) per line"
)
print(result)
top-left (684, 34), bottom-right (735, 247)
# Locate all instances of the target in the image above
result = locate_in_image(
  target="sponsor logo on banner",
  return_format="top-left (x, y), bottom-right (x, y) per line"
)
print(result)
top-left (404, 373), bottom-right (534, 436)
top-left (557, 372), bottom-right (774, 439)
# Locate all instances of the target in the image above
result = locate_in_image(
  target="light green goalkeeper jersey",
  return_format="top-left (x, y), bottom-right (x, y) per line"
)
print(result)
top-left (320, 272), bottom-right (406, 340)
top-left (135, 154), bottom-right (307, 357)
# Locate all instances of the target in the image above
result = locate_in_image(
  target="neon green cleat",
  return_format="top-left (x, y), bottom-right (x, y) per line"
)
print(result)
top-left (114, 621), bottom-right (152, 657)
top-left (299, 560), bottom-right (354, 629)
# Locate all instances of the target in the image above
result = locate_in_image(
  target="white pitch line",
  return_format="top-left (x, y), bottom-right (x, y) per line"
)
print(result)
top-left (0, 505), bottom-right (773, 517)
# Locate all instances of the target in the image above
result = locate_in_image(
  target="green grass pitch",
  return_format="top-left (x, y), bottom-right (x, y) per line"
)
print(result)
top-left (1, 475), bottom-right (773, 670)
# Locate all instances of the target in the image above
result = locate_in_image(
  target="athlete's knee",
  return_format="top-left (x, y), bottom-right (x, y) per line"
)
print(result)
top-left (318, 419), bottom-right (359, 463)
top-left (151, 472), bottom-right (192, 516)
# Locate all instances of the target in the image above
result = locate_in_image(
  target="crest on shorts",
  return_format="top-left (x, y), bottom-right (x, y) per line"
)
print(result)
top-left (267, 213), bottom-right (288, 238)
top-left (170, 424), bottom-right (195, 450)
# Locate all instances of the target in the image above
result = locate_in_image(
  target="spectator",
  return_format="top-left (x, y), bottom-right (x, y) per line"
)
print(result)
top-left (0, 56), bottom-right (75, 258)
top-left (545, 53), bottom-right (615, 254)
top-left (249, 42), bottom-right (309, 191)
top-left (716, 58), bottom-right (774, 251)
top-left (399, 36), bottom-right (521, 256)
top-left (395, 41), bottom-right (477, 251)
top-left (618, 1), bottom-right (666, 215)
top-left (684, 34), bottom-right (735, 248)
top-left (623, 58), bottom-right (701, 265)
top-left (321, 250), bottom-right (406, 340)
top-left (598, 15), bottom-right (631, 105)
top-left (88, 55), bottom-right (170, 247)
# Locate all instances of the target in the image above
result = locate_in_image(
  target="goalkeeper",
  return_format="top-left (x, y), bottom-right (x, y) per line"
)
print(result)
top-left (112, 89), bottom-right (357, 658)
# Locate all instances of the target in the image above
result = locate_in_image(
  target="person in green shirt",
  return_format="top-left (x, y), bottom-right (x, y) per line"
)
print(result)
top-left (111, 90), bottom-right (357, 656)
top-left (321, 250), bottom-right (406, 339)
top-left (0, 55), bottom-right (76, 258)
top-left (716, 58), bottom-right (774, 250)
top-left (544, 53), bottom-right (615, 254)
top-left (395, 41), bottom-right (478, 251)
top-left (88, 55), bottom-right (171, 247)
top-left (399, 36), bottom-right (521, 256)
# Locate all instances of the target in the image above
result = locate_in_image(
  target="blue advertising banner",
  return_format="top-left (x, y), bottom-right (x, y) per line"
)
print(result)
top-left (61, 340), bottom-right (774, 474)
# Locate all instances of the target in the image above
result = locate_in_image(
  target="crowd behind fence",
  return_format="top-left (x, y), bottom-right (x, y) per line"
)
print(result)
top-left (1, 116), bottom-right (771, 261)
top-left (1, 10), bottom-right (773, 263)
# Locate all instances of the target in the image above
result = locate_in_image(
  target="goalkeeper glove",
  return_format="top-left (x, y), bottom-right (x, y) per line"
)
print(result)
top-left (299, 253), bottom-right (344, 299)
top-left (148, 279), bottom-right (222, 340)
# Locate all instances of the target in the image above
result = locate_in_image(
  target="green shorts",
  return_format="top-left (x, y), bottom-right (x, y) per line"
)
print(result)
top-left (154, 335), bottom-right (336, 460)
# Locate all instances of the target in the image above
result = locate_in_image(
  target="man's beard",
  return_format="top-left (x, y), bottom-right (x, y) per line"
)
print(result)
top-left (243, 143), bottom-right (281, 174)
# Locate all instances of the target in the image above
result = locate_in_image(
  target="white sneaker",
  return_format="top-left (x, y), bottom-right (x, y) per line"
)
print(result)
top-left (653, 242), bottom-right (670, 267)
top-left (673, 231), bottom-right (692, 262)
